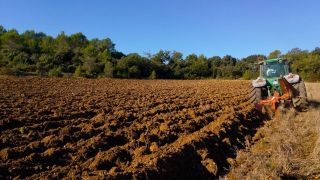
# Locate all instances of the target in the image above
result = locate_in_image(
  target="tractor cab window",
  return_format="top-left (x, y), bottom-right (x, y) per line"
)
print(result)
top-left (261, 62), bottom-right (288, 78)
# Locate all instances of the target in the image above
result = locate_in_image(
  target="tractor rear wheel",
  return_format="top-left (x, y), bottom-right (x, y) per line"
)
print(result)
top-left (248, 85), bottom-right (262, 104)
top-left (292, 80), bottom-right (308, 111)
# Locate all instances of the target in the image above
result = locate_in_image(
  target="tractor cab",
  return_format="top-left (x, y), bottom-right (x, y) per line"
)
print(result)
top-left (259, 58), bottom-right (289, 79)
top-left (258, 58), bottom-right (290, 96)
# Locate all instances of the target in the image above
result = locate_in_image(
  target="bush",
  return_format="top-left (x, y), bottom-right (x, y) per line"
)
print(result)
top-left (104, 61), bottom-right (114, 77)
top-left (0, 67), bottom-right (21, 76)
top-left (48, 67), bottom-right (63, 77)
top-left (128, 65), bottom-right (141, 78)
top-left (83, 62), bottom-right (104, 78)
top-left (74, 65), bottom-right (83, 77)
top-left (149, 70), bottom-right (157, 79)
top-left (242, 70), bottom-right (251, 80)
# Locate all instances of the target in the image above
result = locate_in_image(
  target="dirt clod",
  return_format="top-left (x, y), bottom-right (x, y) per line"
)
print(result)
top-left (0, 148), bottom-right (11, 161)
top-left (201, 158), bottom-right (218, 175)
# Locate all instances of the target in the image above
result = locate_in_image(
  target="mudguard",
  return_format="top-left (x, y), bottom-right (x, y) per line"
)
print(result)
top-left (284, 73), bottom-right (300, 84)
top-left (252, 77), bottom-right (266, 88)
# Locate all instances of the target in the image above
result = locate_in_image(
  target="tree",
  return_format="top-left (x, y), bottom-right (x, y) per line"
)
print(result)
top-left (0, 29), bottom-right (24, 52)
top-left (151, 50), bottom-right (171, 64)
top-left (171, 51), bottom-right (183, 63)
top-left (54, 32), bottom-right (70, 51)
top-left (50, 32), bottom-right (74, 73)
top-left (10, 52), bottom-right (30, 70)
top-left (98, 50), bottom-right (112, 64)
top-left (104, 61), bottom-right (114, 77)
top-left (36, 61), bottom-right (48, 76)
top-left (0, 25), bottom-right (319, 81)
top-left (82, 58), bottom-right (103, 77)
top-left (311, 47), bottom-right (320, 55)
top-left (192, 55), bottom-right (210, 77)
top-left (235, 54), bottom-right (266, 79)
top-left (115, 53), bottom-right (151, 78)
top-left (0, 25), bottom-right (6, 35)
top-left (183, 54), bottom-right (211, 78)
top-left (185, 54), bottom-right (198, 63)
top-left (69, 32), bottom-right (88, 49)
top-left (128, 65), bottom-right (141, 78)
top-left (111, 51), bottom-right (125, 60)
top-left (242, 70), bottom-right (251, 80)
top-left (90, 38), bottom-right (115, 53)
top-left (209, 56), bottom-right (222, 67)
top-left (268, 50), bottom-right (281, 59)
top-left (287, 48), bottom-right (302, 55)
top-left (212, 66), bottom-right (218, 78)
top-left (40, 36), bottom-right (54, 53)
top-left (221, 55), bottom-right (236, 66)
top-left (38, 54), bottom-right (54, 70)
top-left (168, 51), bottom-right (184, 78)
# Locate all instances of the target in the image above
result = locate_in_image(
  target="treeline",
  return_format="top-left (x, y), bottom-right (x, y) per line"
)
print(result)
top-left (0, 25), bottom-right (319, 81)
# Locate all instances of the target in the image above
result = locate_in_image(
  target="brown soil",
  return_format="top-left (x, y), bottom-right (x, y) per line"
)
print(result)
top-left (0, 76), bottom-right (265, 179)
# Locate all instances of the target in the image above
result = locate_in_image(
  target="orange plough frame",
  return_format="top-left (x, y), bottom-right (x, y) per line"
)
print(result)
top-left (255, 78), bottom-right (296, 112)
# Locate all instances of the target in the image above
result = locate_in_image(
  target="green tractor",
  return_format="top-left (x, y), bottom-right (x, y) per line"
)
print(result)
top-left (249, 58), bottom-right (308, 112)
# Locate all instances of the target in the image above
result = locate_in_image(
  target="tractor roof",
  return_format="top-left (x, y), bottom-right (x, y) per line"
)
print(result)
top-left (258, 58), bottom-right (287, 65)
top-left (264, 58), bottom-right (287, 63)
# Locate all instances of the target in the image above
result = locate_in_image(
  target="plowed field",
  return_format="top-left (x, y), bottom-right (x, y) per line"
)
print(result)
top-left (0, 77), bottom-right (264, 179)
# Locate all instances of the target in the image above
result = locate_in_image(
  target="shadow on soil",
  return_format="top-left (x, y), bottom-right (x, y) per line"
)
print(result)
top-left (308, 100), bottom-right (320, 108)
top-left (123, 109), bottom-right (269, 180)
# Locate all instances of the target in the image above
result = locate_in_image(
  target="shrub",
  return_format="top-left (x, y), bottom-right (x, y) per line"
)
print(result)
top-left (74, 65), bottom-right (83, 77)
top-left (128, 65), bottom-right (141, 78)
top-left (104, 61), bottom-right (114, 77)
top-left (0, 67), bottom-right (21, 76)
top-left (48, 67), bottom-right (63, 77)
top-left (149, 70), bottom-right (157, 79)
top-left (242, 70), bottom-right (251, 80)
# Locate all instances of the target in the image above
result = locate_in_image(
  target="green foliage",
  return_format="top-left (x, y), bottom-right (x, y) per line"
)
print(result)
top-left (104, 61), bottom-right (114, 77)
top-left (184, 54), bottom-right (210, 78)
top-left (242, 70), bottom-right (251, 80)
top-left (0, 25), bottom-right (319, 81)
top-left (48, 67), bottom-right (63, 77)
top-left (74, 65), bottom-right (83, 77)
top-left (151, 50), bottom-right (171, 64)
top-left (10, 52), bottom-right (29, 67)
top-left (0, 29), bottom-right (24, 52)
top-left (149, 70), bottom-right (157, 79)
top-left (211, 66), bottom-right (218, 78)
top-left (222, 55), bottom-right (236, 66)
top-left (268, 50), bottom-right (281, 59)
top-left (0, 67), bottom-right (20, 75)
top-left (0, 25), bottom-right (6, 35)
top-left (128, 65), bottom-right (141, 78)
top-left (69, 32), bottom-right (88, 49)
top-left (115, 53), bottom-right (151, 78)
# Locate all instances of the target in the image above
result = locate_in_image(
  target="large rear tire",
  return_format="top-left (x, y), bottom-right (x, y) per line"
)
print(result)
top-left (248, 85), bottom-right (262, 104)
top-left (292, 80), bottom-right (308, 111)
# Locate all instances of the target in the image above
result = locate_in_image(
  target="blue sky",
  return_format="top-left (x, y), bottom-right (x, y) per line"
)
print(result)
top-left (0, 0), bottom-right (319, 58)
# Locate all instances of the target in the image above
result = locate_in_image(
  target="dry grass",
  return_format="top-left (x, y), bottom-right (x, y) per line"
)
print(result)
top-left (226, 83), bottom-right (320, 179)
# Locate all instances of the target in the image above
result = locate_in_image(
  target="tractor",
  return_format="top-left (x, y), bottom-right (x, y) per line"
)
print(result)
top-left (249, 58), bottom-right (308, 114)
